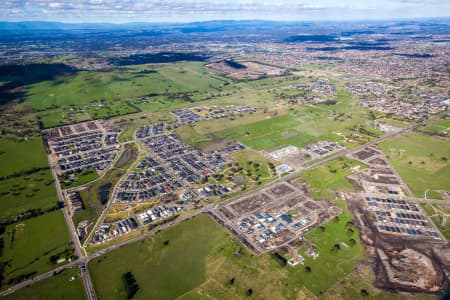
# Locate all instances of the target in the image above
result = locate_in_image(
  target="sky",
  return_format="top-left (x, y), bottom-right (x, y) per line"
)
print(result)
top-left (1, 0), bottom-right (449, 23)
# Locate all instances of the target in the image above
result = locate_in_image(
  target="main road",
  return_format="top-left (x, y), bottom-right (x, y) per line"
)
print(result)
top-left (0, 121), bottom-right (423, 299)
top-left (45, 153), bottom-right (97, 300)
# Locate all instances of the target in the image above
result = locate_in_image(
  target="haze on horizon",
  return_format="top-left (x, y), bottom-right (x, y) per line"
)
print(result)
top-left (1, 0), bottom-right (449, 24)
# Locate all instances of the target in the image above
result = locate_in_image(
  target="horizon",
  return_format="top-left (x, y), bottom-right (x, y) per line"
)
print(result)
top-left (1, 0), bottom-right (450, 23)
top-left (1, 16), bottom-right (450, 26)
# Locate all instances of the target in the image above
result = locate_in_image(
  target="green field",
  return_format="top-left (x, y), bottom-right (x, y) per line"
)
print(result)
top-left (379, 132), bottom-right (450, 198)
top-left (0, 138), bottom-right (49, 177)
top-left (419, 119), bottom-right (450, 136)
top-left (0, 170), bottom-right (58, 221)
top-left (205, 150), bottom-right (278, 195)
top-left (0, 210), bottom-right (73, 290)
top-left (20, 62), bottom-right (229, 128)
top-left (421, 203), bottom-right (450, 241)
top-left (24, 62), bottom-right (225, 111)
top-left (321, 263), bottom-right (435, 300)
top-left (89, 214), bottom-right (297, 300)
top-left (89, 205), bottom-right (368, 300)
top-left (73, 167), bottom-right (125, 230)
top-left (283, 200), bottom-right (366, 296)
top-left (60, 169), bottom-right (99, 189)
top-left (89, 215), bottom-right (229, 300)
top-left (2, 268), bottom-right (85, 300)
top-left (175, 85), bottom-right (379, 151)
top-left (37, 108), bottom-right (92, 128)
top-left (298, 158), bottom-right (365, 200)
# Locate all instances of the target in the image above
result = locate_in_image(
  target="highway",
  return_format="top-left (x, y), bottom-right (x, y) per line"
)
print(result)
top-left (0, 121), bottom-right (425, 299)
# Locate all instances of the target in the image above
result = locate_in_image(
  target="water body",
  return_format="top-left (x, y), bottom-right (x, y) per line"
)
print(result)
top-left (98, 183), bottom-right (112, 205)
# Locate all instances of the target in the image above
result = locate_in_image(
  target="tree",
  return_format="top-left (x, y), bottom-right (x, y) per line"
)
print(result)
top-left (360, 289), bottom-right (369, 297)
top-left (229, 277), bottom-right (235, 285)
top-left (122, 272), bottom-right (139, 299)
top-left (246, 288), bottom-right (253, 296)
top-left (305, 266), bottom-right (311, 273)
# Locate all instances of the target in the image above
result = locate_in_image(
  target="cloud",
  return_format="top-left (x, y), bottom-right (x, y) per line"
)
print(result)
top-left (0, 0), bottom-right (449, 22)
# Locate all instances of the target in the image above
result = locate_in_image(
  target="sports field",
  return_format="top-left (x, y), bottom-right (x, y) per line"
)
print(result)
top-left (379, 132), bottom-right (450, 198)
top-left (0, 211), bottom-right (72, 291)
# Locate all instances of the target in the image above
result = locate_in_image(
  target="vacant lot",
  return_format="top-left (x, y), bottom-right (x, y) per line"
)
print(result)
top-left (207, 61), bottom-right (286, 80)
top-left (298, 158), bottom-right (365, 200)
top-left (0, 211), bottom-right (72, 290)
top-left (284, 200), bottom-right (366, 296)
top-left (206, 150), bottom-right (277, 194)
top-left (2, 267), bottom-right (85, 300)
top-left (321, 263), bottom-right (435, 300)
top-left (379, 132), bottom-right (450, 198)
